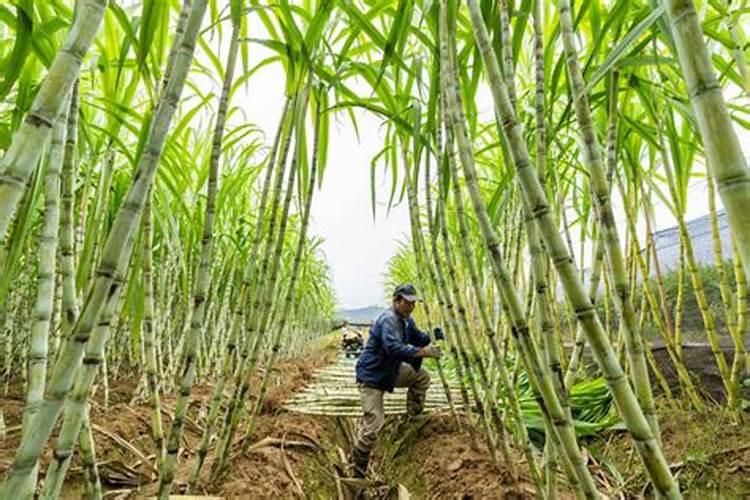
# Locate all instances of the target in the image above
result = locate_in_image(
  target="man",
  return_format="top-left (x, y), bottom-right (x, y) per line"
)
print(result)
top-left (350, 283), bottom-right (443, 478)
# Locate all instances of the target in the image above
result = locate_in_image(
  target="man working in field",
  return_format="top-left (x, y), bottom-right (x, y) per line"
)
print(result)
top-left (350, 283), bottom-right (443, 479)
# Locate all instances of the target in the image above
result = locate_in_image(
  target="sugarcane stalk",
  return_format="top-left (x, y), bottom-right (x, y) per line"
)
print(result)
top-left (39, 221), bottom-right (134, 500)
top-left (243, 85), bottom-right (322, 443)
top-left (706, 172), bottom-right (747, 402)
top-left (54, 82), bottom-right (80, 363)
top-left (19, 97), bottom-right (69, 492)
top-left (446, 142), bottom-right (543, 490)
top-left (445, 0), bottom-right (596, 495)
top-left (407, 117), bottom-right (461, 429)
top-left (557, 0), bottom-right (660, 442)
top-left (78, 408), bottom-right (102, 500)
top-left (617, 173), bottom-right (703, 409)
top-left (434, 173), bottom-right (503, 469)
top-left (212, 85), bottom-right (307, 477)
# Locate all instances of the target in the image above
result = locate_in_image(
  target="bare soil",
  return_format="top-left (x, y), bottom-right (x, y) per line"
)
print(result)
top-left (588, 400), bottom-right (750, 498)
top-left (2, 339), bottom-right (749, 499)
top-left (380, 413), bottom-right (550, 499)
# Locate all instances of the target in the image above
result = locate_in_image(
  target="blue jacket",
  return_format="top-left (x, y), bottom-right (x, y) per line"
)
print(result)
top-left (355, 307), bottom-right (431, 391)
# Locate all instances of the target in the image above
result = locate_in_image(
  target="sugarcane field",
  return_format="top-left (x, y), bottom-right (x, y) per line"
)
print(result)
top-left (2, 0), bottom-right (750, 498)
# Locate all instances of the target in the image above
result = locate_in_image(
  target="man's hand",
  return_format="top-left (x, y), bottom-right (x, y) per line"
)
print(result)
top-left (417, 345), bottom-right (443, 359)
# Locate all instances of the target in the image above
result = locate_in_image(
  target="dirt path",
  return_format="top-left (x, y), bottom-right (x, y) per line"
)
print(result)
top-left (0, 340), bottom-right (538, 498)
top-left (4, 339), bottom-right (746, 498)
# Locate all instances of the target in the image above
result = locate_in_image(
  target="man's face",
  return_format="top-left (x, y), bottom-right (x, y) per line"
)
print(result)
top-left (394, 297), bottom-right (416, 317)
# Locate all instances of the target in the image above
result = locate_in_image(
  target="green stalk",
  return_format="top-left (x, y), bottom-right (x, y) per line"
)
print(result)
top-left (0, 0), bottom-right (107, 242)
top-left (447, 133), bottom-right (543, 492)
top-left (565, 237), bottom-right (603, 388)
top-left (732, 240), bottom-right (750, 375)
top-left (433, 172), bottom-right (503, 469)
top-left (707, 172), bottom-right (746, 397)
top-left (58, 83), bottom-right (80, 358)
top-left (659, 140), bottom-right (737, 409)
top-left (78, 409), bottom-right (102, 500)
top-left (243, 86), bottom-right (322, 441)
top-left (421, 128), bottom-right (480, 449)
top-left (407, 120), bottom-right (461, 429)
top-left (557, 0), bottom-right (659, 441)
top-left (39, 222), bottom-right (134, 500)
top-left (616, 173), bottom-right (702, 409)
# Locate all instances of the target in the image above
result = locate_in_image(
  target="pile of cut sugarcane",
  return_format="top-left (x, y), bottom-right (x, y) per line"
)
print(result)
top-left (284, 354), bottom-right (465, 417)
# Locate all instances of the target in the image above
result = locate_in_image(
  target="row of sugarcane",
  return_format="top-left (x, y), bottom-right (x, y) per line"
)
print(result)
top-left (0, 1), bottom-right (340, 498)
top-left (370, 0), bottom-right (750, 498)
top-left (0, 0), bottom-right (749, 498)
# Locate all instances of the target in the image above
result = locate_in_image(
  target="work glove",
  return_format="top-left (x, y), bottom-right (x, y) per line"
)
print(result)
top-left (420, 344), bottom-right (443, 359)
top-left (433, 327), bottom-right (445, 341)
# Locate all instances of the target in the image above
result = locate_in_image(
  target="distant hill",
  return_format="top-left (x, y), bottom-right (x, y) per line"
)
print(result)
top-left (337, 305), bottom-right (384, 323)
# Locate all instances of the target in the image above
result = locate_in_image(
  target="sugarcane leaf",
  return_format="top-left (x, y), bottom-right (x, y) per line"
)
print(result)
top-left (0, 1), bottom-right (33, 99)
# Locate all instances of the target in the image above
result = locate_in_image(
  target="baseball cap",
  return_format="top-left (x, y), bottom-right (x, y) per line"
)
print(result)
top-left (393, 283), bottom-right (420, 302)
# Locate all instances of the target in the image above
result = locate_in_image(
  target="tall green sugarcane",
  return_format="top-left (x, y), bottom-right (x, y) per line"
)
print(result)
top-left (19, 100), bottom-right (68, 491)
top-left (0, 0), bottom-right (107, 243)
top-left (413, 108), bottom-right (478, 447)
top-left (158, 12), bottom-right (242, 497)
top-left (413, 141), bottom-right (460, 429)
top-left (614, 170), bottom-right (703, 409)
top-left (435, 148), bottom-right (521, 476)
top-left (213, 85), bottom-right (308, 477)
top-left (462, 0), bottom-right (681, 495)
top-left (441, 0), bottom-right (596, 495)
top-left (720, 0), bottom-right (750, 94)
top-left (656, 120), bottom-right (738, 410)
top-left (189, 98), bottom-right (290, 492)
top-left (664, 0), bottom-right (750, 281)
top-left (208, 93), bottom-right (298, 470)
top-left (732, 239), bottom-right (750, 374)
top-left (243, 84), bottom-right (323, 441)
top-left (564, 70), bottom-right (622, 389)
top-left (420, 133), bottom-right (481, 450)
top-left (0, 1), bottom-right (210, 495)
top-left (557, 0), bottom-right (660, 440)
top-left (77, 407), bottom-right (102, 500)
